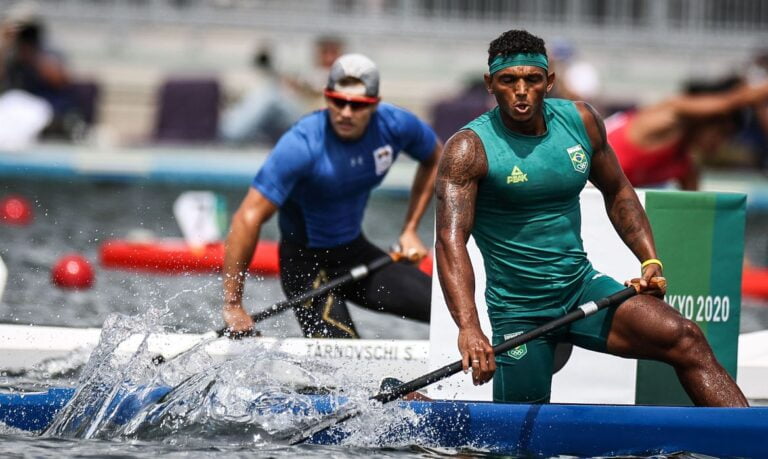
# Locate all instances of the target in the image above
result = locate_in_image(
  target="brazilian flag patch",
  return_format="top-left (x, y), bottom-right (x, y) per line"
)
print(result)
top-left (567, 144), bottom-right (588, 174)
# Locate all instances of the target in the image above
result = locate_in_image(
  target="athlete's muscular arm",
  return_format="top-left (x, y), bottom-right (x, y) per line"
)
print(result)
top-left (671, 80), bottom-right (768, 119)
top-left (435, 130), bottom-right (495, 385)
top-left (222, 188), bottom-right (278, 332)
top-left (579, 102), bottom-right (665, 296)
top-left (399, 140), bottom-right (443, 260)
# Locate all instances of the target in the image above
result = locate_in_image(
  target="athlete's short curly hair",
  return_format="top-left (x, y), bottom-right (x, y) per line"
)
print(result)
top-left (487, 30), bottom-right (547, 65)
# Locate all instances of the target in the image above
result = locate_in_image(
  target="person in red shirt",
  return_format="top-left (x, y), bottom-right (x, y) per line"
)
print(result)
top-left (607, 77), bottom-right (768, 190)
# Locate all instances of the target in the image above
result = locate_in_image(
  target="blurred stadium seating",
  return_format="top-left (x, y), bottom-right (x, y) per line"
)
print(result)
top-left (34, 0), bottom-right (768, 39)
top-left (11, 0), bottom-right (768, 144)
top-left (71, 80), bottom-right (100, 127)
top-left (153, 77), bottom-right (220, 143)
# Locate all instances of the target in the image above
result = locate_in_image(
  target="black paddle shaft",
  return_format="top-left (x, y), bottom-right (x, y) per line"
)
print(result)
top-left (372, 286), bottom-right (637, 404)
top-left (216, 254), bottom-right (394, 337)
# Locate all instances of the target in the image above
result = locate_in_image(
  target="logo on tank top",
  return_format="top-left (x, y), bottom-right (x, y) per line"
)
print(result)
top-left (567, 144), bottom-right (588, 173)
top-left (373, 145), bottom-right (394, 175)
top-left (503, 332), bottom-right (527, 359)
top-left (506, 166), bottom-right (528, 184)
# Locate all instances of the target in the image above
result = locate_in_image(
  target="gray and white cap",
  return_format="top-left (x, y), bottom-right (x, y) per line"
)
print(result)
top-left (326, 53), bottom-right (380, 98)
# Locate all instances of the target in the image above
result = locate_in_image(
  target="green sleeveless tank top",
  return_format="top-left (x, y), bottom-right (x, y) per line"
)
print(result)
top-left (464, 98), bottom-right (594, 319)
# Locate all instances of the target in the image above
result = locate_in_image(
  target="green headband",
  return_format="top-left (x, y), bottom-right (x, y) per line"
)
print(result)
top-left (489, 53), bottom-right (549, 74)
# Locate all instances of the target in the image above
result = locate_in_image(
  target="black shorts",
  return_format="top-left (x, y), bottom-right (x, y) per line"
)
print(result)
top-left (278, 235), bottom-right (431, 338)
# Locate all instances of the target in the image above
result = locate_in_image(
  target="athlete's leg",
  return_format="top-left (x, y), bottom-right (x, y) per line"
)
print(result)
top-left (279, 240), bottom-right (359, 338)
top-left (348, 263), bottom-right (431, 321)
top-left (339, 239), bottom-right (431, 322)
top-left (606, 295), bottom-right (747, 407)
top-left (567, 272), bottom-right (747, 407)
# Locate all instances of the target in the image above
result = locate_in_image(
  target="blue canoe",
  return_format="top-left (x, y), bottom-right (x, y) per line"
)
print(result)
top-left (0, 387), bottom-right (766, 457)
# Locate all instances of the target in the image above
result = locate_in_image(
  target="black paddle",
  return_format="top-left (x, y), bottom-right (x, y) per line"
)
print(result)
top-left (151, 253), bottom-right (400, 365)
top-left (285, 284), bottom-right (641, 444)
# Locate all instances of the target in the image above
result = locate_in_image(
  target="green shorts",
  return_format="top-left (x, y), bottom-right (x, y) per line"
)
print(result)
top-left (491, 270), bottom-right (624, 403)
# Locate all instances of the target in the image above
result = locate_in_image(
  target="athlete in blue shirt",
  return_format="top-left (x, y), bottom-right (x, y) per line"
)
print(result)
top-left (223, 54), bottom-right (442, 338)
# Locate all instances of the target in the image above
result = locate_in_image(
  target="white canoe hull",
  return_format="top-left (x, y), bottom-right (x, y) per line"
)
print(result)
top-left (2, 323), bottom-right (767, 401)
top-left (0, 324), bottom-right (429, 383)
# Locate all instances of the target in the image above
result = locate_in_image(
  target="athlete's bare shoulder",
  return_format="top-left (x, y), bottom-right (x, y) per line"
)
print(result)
top-left (436, 129), bottom-right (485, 234)
top-left (438, 129), bottom-right (489, 182)
top-left (573, 101), bottom-right (608, 152)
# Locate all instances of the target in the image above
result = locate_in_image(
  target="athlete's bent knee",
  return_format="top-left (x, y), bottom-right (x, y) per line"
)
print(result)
top-left (667, 319), bottom-right (710, 364)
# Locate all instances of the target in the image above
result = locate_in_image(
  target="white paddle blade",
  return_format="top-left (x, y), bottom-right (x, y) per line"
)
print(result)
top-left (173, 191), bottom-right (226, 247)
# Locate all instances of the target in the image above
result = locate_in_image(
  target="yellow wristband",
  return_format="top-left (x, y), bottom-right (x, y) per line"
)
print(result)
top-left (641, 258), bottom-right (663, 271)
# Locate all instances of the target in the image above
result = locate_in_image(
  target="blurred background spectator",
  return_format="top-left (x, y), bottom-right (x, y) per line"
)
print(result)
top-left (736, 49), bottom-right (768, 171)
top-left (0, 1), bottom-right (85, 144)
top-left (606, 76), bottom-right (768, 190)
top-left (219, 47), bottom-right (301, 146)
top-left (547, 38), bottom-right (602, 109)
top-left (216, 35), bottom-right (343, 147)
top-left (284, 35), bottom-right (345, 111)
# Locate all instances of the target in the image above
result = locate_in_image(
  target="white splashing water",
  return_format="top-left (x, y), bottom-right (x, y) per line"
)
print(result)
top-left (39, 304), bottom-right (429, 449)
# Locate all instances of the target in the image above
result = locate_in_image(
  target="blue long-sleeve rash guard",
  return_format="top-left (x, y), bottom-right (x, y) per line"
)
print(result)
top-left (252, 103), bottom-right (437, 248)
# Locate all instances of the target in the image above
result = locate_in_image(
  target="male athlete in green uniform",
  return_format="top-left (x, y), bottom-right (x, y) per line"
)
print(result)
top-left (435, 29), bottom-right (748, 406)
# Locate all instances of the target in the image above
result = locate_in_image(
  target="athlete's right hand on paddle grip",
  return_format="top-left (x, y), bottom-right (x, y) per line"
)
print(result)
top-left (222, 327), bottom-right (262, 339)
top-left (393, 229), bottom-right (428, 263)
top-left (625, 276), bottom-right (667, 298)
top-left (388, 244), bottom-right (421, 263)
top-left (458, 326), bottom-right (496, 386)
top-left (222, 305), bottom-right (260, 339)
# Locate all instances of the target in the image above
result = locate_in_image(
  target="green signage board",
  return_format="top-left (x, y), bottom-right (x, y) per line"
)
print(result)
top-left (636, 191), bottom-right (745, 405)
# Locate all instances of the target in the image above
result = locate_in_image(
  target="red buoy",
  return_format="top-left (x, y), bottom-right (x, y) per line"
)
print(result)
top-left (52, 254), bottom-right (94, 289)
top-left (0, 195), bottom-right (33, 226)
